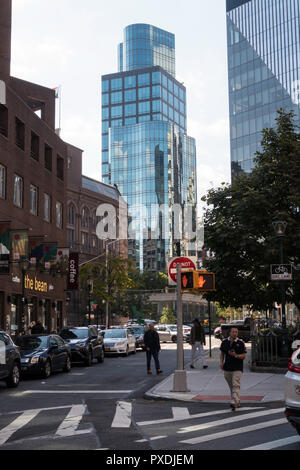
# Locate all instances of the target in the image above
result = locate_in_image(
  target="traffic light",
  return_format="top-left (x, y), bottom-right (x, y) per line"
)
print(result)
top-left (181, 271), bottom-right (194, 290)
top-left (193, 272), bottom-right (215, 292)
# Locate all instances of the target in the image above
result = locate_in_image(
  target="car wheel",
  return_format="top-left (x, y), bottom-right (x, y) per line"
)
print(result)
top-left (42, 360), bottom-right (52, 379)
top-left (172, 336), bottom-right (177, 343)
top-left (85, 350), bottom-right (93, 367)
top-left (63, 356), bottom-right (72, 372)
top-left (132, 346), bottom-right (137, 355)
top-left (97, 348), bottom-right (105, 363)
top-left (6, 362), bottom-right (20, 388)
top-left (123, 346), bottom-right (129, 357)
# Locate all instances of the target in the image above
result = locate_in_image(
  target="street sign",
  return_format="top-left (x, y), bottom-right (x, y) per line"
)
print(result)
top-left (168, 257), bottom-right (196, 286)
top-left (271, 264), bottom-right (292, 281)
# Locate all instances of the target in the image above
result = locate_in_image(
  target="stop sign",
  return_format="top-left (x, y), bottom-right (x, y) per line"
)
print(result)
top-left (168, 257), bottom-right (196, 286)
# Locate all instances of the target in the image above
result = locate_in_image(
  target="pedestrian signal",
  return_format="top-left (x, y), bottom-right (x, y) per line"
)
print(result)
top-left (181, 271), bottom-right (194, 290)
top-left (193, 272), bottom-right (215, 292)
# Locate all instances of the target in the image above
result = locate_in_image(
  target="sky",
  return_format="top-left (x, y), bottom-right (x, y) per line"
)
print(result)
top-left (11, 0), bottom-right (231, 205)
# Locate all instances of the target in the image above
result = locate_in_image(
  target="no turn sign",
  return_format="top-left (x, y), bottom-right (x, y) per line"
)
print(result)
top-left (168, 257), bottom-right (196, 286)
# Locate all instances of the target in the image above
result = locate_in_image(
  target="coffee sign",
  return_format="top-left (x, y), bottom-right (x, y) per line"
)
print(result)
top-left (68, 253), bottom-right (79, 290)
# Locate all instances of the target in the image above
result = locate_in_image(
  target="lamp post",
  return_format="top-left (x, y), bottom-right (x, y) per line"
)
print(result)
top-left (87, 276), bottom-right (93, 326)
top-left (272, 220), bottom-right (288, 360)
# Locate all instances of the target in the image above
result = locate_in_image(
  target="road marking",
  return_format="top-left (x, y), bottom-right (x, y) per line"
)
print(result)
top-left (180, 418), bottom-right (287, 445)
top-left (0, 410), bottom-right (40, 446)
top-left (22, 390), bottom-right (132, 394)
top-left (172, 408), bottom-right (190, 420)
top-left (0, 405), bottom-right (74, 417)
top-left (177, 407), bottom-right (285, 434)
top-left (111, 402), bottom-right (132, 428)
top-left (135, 436), bottom-right (167, 443)
top-left (136, 407), bottom-right (264, 426)
top-left (242, 435), bottom-right (300, 450)
top-left (55, 405), bottom-right (90, 437)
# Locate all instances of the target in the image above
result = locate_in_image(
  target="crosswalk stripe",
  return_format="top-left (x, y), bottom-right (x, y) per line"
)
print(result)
top-left (55, 405), bottom-right (89, 437)
top-left (136, 407), bottom-right (263, 426)
top-left (177, 407), bottom-right (285, 434)
top-left (172, 408), bottom-right (190, 420)
top-left (0, 410), bottom-right (40, 446)
top-left (242, 435), bottom-right (300, 450)
top-left (180, 418), bottom-right (287, 445)
top-left (111, 402), bottom-right (132, 428)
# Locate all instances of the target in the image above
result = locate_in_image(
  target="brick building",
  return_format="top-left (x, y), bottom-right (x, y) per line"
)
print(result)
top-left (67, 144), bottom-right (128, 325)
top-left (0, 1), bottom-right (68, 333)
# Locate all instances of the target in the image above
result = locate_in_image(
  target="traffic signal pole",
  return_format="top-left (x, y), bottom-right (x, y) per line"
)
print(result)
top-left (173, 263), bottom-right (190, 393)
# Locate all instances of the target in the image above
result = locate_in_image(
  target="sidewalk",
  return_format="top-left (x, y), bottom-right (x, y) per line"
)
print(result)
top-left (145, 347), bottom-right (286, 403)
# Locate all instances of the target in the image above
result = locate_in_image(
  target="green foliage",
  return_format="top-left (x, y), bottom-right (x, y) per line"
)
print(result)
top-left (160, 305), bottom-right (176, 325)
top-left (202, 110), bottom-right (300, 311)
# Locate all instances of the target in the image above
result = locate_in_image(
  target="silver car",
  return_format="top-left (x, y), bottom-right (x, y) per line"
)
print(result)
top-left (103, 329), bottom-right (136, 357)
top-left (285, 346), bottom-right (300, 435)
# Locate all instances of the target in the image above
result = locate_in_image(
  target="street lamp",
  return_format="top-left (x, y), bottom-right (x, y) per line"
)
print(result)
top-left (273, 220), bottom-right (288, 361)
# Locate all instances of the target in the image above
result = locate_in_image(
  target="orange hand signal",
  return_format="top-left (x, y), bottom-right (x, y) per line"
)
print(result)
top-left (198, 275), bottom-right (206, 288)
top-left (182, 275), bottom-right (188, 288)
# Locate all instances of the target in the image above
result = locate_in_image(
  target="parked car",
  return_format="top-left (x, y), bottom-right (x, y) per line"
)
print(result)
top-left (214, 326), bottom-right (222, 339)
top-left (127, 325), bottom-right (146, 350)
top-left (220, 318), bottom-right (251, 342)
top-left (155, 325), bottom-right (189, 343)
top-left (59, 326), bottom-right (104, 366)
top-left (0, 330), bottom-right (21, 388)
top-left (15, 334), bottom-right (71, 379)
top-left (103, 329), bottom-right (136, 356)
top-left (285, 346), bottom-right (300, 436)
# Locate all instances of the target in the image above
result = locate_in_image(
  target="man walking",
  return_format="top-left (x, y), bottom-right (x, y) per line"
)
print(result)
top-left (220, 327), bottom-right (247, 411)
top-left (144, 324), bottom-right (162, 375)
top-left (190, 318), bottom-right (208, 369)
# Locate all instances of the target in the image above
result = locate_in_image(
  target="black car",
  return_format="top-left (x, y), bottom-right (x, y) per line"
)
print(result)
top-left (127, 325), bottom-right (146, 350)
top-left (15, 335), bottom-right (72, 379)
top-left (0, 330), bottom-right (21, 388)
top-left (60, 326), bottom-right (104, 366)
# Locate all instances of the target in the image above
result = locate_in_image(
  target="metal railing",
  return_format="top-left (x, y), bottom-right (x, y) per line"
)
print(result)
top-left (251, 331), bottom-right (281, 367)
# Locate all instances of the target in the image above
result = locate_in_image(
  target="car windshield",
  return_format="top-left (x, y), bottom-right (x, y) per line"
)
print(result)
top-left (15, 336), bottom-right (48, 350)
top-left (129, 327), bottom-right (144, 334)
top-left (60, 329), bottom-right (89, 340)
top-left (104, 330), bottom-right (126, 339)
top-left (169, 326), bottom-right (177, 331)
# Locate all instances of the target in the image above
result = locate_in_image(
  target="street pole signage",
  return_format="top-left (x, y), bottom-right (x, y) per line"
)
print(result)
top-left (271, 264), bottom-right (292, 281)
top-left (168, 257), bottom-right (196, 286)
top-left (68, 253), bottom-right (79, 290)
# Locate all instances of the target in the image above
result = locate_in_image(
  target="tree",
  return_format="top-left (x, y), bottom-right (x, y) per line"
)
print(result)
top-left (202, 110), bottom-right (300, 311)
top-left (160, 305), bottom-right (176, 324)
top-left (79, 256), bottom-right (136, 326)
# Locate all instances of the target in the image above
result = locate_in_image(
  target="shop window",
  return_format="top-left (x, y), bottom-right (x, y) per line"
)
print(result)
top-left (15, 117), bottom-right (25, 150)
top-left (0, 105), bottom-right (8, 137)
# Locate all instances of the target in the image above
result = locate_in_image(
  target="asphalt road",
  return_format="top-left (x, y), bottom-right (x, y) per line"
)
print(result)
top-left (0, 341), bottom-right (299, 451)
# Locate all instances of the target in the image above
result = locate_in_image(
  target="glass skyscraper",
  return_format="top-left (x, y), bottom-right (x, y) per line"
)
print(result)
top-left (226, 0), bottom-right (300, 177)
top-left (101, 24), bottom-right (197, 272)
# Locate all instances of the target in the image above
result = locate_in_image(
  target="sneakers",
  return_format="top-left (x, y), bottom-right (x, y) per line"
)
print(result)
top-left (203, 366), bottom-right (208, 369)
top-left (230, 403), bottom-right (236, 411)
top-left (157, 370), bottom-right (163, 375)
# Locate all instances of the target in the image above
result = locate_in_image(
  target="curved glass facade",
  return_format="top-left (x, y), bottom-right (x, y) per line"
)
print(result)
top-left (227, 0), bottom-right (300, 177)
top-left (119, 24), bottom-right (176, 78)
top-left (101, 24), bottom-right (196, 272)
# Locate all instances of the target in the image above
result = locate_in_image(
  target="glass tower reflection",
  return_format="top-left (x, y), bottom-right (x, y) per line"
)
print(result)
top-left (226, 0), bottom-right (300, 177)
top-left (101, 24), bottom-right (196, 272)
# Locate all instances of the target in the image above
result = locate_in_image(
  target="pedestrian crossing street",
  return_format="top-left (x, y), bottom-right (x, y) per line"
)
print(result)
top-left (0, 401), bottom-right (299, 450)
